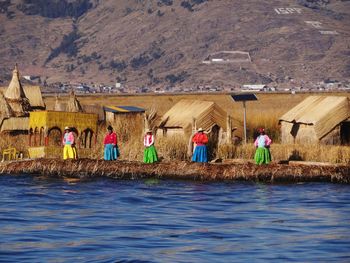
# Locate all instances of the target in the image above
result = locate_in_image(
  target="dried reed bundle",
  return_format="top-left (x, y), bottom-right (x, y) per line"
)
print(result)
top-left (0, 159), bottom-right (349, 184)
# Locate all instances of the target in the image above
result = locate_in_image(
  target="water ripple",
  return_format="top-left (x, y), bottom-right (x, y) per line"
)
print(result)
top-left (0, 176), bottom-right (349, 262)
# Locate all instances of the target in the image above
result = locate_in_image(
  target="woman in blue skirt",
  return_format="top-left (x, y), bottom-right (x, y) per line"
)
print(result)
top-left (103, 125), bottom-right (119, 160)
top-left (192, 128), bottom-right (209, 163)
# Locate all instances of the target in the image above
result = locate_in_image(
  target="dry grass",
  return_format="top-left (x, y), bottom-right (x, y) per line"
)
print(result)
top-left (0, 133), bottom-right (28, 158)
top-left (217, 143), bottom-right (350, 164)
top-left (45, 92), bottom-right (349, 141)
top-left (156, 135), bottom-right (189, 161)
top-left (2, 92), bottom-right (348, 164)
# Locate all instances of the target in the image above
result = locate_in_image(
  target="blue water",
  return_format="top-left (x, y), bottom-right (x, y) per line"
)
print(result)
top-left (0, 175), bottom-right (349, 263)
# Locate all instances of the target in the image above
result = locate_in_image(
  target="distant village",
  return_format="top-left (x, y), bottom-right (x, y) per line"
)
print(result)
top-left (20, 77), bottom-right (350, 95)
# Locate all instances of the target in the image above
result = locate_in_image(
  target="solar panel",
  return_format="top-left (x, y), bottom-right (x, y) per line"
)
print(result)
top-left (231, 93), bottom-right (258, 102)
top-left (103, 105), bottom-right (145, 113)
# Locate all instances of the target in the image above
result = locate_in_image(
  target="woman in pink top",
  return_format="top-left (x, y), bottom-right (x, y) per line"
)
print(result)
top-left (62, 126), bottom-right (77, 160)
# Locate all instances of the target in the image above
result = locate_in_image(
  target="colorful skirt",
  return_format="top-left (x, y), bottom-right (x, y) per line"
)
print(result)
top-left (192, 145), bottom-right (208, 163)
top-left (144, 145), bottom-right (158, 163)
top-left (104, 144), bottom-right (119, 160)
top-left (254, 147), bottom-right (271, 165)
top-left (63, 145), bottom-right (77, 160)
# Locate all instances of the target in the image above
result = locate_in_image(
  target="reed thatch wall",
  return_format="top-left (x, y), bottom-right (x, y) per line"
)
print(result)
top-left (0, 117), bottom-right (29, 132)
top-left (280, 96), bottom-right (350, 145)
top-left (106, 112), bottom-right (144, 142)
top-left (23, 86), bottom-right (45, 109)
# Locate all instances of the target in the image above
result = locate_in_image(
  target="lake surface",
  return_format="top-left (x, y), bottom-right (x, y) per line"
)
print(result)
top-left (0, 175), bottom-right (349, 263)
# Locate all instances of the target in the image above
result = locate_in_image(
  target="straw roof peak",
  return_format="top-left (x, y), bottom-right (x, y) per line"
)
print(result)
top-left (67, 90), bottom-right (83, 112)
top-left (4, 64), bottom-right (31, 116)
top-left (5, 64), bottom-right (27, 99)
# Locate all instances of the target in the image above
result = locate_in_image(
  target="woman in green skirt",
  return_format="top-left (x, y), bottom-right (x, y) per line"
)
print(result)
top-left (143, 129), bottom-right (158, 163)
top-left (254, 128), bottom-right (272, 165)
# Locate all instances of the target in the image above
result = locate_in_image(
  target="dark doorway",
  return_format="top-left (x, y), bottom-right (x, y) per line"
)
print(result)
top-left (48, 127), bottom-right (62, 146)
top-left (340, 121), bottom-right (350, 145)
top-left (207, 125), bottom-right (220, 160)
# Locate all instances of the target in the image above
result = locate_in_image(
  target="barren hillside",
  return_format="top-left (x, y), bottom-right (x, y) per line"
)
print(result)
top-left (0, 0), bottom-right (349, 89)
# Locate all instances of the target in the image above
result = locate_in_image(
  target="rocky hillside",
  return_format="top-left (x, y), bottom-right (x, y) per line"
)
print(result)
top-left (0, 0), bottom-right (349, 89)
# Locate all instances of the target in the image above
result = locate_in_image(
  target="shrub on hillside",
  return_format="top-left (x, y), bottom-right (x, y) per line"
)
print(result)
top-left (110, 60), bottom-right (128, 72)
top-left (181, 0), bottom-right (208, 11)
top-left (130, 45), bottom-right (164, 70)
top-left (16, 0), bottom-right (93, 18)
top-left (131, 54), bottom-right (153, 69)
top-left (297, 0), bottom-right (330, 9)
top-left (0, 0), bottom-right (15, 18)
top-left (158, 0), bottom-right (173, 6)
top-left (45, 27), bottom-right (80, 63)
top-left (165, 71), bottom-right (190, 84)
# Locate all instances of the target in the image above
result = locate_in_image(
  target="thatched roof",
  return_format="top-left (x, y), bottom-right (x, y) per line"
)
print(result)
top-left (0, 85), bottom-right (45, 110)
top-left (0, 91), bottom-right (14, 119)
top-left (4, 65), bottom-right (26, 99)
top-left (159, 99), bottom-right (227, 131)
top-left (23, 86), bottom-right (45, 109)
top-left (279, 96), bottom-right (350, 139)
top-left (67, 91), bottom-right (83, 112)
top-left (0, 117), bottom-right (29, 132)
top-left (4, 65), bottom-right (31, 116)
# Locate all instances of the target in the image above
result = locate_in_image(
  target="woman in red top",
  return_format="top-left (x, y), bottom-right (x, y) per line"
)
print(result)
top-left (103, 125), bottom-right (119, 160)
top-left (192, 128), bottom-right (209, 162)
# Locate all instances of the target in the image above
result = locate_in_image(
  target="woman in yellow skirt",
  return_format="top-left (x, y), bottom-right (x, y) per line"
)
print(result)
top-left (62, 127), bottom-right (77, 160)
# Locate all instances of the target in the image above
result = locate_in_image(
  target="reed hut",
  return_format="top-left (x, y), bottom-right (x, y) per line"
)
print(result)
top-left (0, 65), bottom-right (45, 133)
top-left (0, 89), bottom-right (28, 134)
top-left (279, 96), bottom-right (350, 145)
top-left (28, 111), bottom-right (98, 158)
top-left (103, 105), bottom-right (145, 140)
top-left (53, 92), bottom-right (84, 112)
top-left (157, 99), bottom-right (238, 158)
top-left (104, 105), bottom-right (145, 123)
top-left (158, 99), bottom-right (230, 136)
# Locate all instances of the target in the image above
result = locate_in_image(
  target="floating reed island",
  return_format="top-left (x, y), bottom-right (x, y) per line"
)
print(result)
top-left (0, 159), bottom-right (349, 184)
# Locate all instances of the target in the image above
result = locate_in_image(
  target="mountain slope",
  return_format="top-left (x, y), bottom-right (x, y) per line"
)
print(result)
top-left (0, 0), bottom-right (349, 89)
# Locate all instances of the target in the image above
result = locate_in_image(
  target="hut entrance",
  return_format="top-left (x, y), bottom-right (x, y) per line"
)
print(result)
top-left (48, 127), bottom-right (62, 146)
top-left (207, 125), bottom-right (220, 160)
top-left (340, 121), bottom-right (350, 145)
top-left (81, 128), bottom-right (94, 148)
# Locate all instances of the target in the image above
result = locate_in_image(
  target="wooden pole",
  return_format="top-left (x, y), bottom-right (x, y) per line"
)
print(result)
top-left (243, 101), bottom-right (247, 144)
